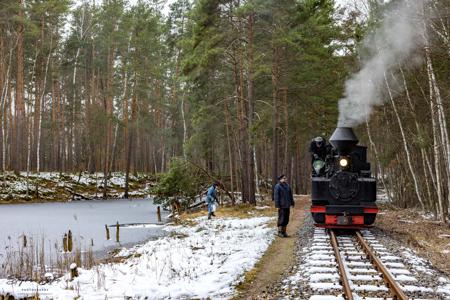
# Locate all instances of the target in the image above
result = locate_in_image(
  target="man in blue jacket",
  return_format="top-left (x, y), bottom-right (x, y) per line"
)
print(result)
top-left (206, 182), bottom-right (219, 219)
top-left (274, 174), bottom-right (295, 237)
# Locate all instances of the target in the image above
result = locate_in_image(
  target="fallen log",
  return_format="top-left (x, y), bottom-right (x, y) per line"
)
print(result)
top-left (65, 187), bottom-right (93, 201)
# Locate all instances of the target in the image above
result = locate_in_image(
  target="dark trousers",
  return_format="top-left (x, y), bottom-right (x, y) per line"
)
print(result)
top-left (277, 208), bottom-right (290, 227)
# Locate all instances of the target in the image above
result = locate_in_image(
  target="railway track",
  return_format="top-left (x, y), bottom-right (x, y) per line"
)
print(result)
top-left (300, 228), bottom-right (444, 300)
top-left (330, 229), bottom-right (408, 300)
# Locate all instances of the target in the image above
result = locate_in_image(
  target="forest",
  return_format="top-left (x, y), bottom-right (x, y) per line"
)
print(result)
top-left (0, 0), bottom-right (449, 221)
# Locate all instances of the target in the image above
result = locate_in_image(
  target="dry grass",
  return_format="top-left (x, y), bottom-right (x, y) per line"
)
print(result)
top-left (1, 233), bottom-right (96, 282)
top-left (376, 203), bottom-right (450, 275)
top-left (178, 201), bottom-right (277, 225)
top-left (234, 241), bottom-right (276, 293)
top-left (235, 260), bottom-right (263, 291)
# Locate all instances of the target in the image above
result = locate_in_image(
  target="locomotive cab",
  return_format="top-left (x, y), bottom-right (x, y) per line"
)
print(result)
top-left (311, 127), bottom-right (378, 228)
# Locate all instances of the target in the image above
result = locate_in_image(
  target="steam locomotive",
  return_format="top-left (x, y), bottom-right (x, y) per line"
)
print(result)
top-left (311, 127), bottom-right (378, 228)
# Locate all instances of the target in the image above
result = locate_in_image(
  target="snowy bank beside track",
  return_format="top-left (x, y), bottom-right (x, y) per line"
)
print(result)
top-left (0, 216), bottom-right (275, 299)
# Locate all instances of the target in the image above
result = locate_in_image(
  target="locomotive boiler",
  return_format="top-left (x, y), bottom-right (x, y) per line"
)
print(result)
top-left (311, 127), bottom-right (378, 228)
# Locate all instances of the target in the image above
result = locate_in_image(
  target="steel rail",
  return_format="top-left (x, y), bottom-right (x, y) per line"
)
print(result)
top-left (355, 231), bottom-right (408, 300)
top-left (329, 230), bottom-right (354, 300)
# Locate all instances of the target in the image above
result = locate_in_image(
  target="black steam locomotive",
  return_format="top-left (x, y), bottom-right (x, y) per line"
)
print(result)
top-left (311, 127), bottom-right (378, 228)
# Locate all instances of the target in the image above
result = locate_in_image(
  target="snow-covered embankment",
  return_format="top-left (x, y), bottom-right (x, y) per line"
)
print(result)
top-left (0, 216), bottom-right (275, 299)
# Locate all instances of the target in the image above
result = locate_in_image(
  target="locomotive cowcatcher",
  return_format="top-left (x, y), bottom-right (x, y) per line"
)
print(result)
top-left (311, 127), bottom-right (378, 228)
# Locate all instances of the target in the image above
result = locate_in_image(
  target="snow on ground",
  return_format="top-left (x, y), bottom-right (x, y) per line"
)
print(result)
top-left (68, 174), bottom-right (97, 186)
top-left (19, 172), bottom-right (60, 180)
top-left (0, 216), bottom-right (275, 299)
top-left (438, 281), bottom-right (450, 297)
top-left (9, 180), bottom-right (29, 193)
top-left (376, 192), bottom-right (391, 203)
top-left (401, 248), bottom-right (434, 275)
top-left (1, 172), bottom-right (152, 201)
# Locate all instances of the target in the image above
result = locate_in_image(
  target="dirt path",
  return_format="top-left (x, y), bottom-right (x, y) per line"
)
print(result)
top-left (234, 195), bottom-right (310, 299)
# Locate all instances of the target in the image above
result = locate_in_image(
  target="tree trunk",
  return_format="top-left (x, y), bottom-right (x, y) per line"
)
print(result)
top-left (122, 66), bottom-right (129, 173)
top-left (125, 91), bottom-right (137, 198)
top-left (110, 123), bottom-right (119, 172)
top-left (422, 2), bottom-right (449, 220)
top-left (271, 46), bottom-right (280, 199)
top-left (399, 66), bottom-right (436, 209)
top-left (425, 45), bottom-right (448, 222)
top-left (181, 93), bottom-right (188, 160)
top-left (281, 88), bottom-right (290, 177)
top-left (71, 46), bottom-right (81, 172)
top-left (224, 101), bottom-right (235, 204)
top-left (87, 46), bottom-right (97, 174)
top-left (103, 44), bottom-right (115, 198)
top-left (384, 73), bottom-right (424, 210)
top-left (365, 118), bottom-right (391, 202)
top-left (26, 115), bottom-right (32, 196)
top-left (36, 34), bottom-right (53, 174)
top-left (1, 45), bottom-right (13, 173)
top-left (246, 13), bottom-right (256, 204)
top-left (14, 0), bottom-right (25, 173)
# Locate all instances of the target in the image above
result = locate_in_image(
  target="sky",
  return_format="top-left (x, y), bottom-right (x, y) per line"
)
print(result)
top-left (72, 0), bottom-right (177, 15)
top-left (71, 0), bottom-right (365, 16)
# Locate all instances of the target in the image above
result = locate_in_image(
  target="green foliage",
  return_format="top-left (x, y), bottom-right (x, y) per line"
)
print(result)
top-left (177, 0), bottom-right (352, 189)
top-left (152, 158), bottom-right (207, 207)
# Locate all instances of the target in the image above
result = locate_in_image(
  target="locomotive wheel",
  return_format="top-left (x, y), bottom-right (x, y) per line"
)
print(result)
top-left (364, 213), bottom-right (377, 225)
top-left (312, 213), bottom-right (325, 223)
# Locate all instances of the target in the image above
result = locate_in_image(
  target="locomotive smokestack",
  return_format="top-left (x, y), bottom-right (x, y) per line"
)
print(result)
top-left (329, 127), bottom-right (358, 156)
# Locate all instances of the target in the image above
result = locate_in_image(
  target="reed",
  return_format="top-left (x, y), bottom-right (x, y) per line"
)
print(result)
top-left (0, 233), bottom-right (96, 282)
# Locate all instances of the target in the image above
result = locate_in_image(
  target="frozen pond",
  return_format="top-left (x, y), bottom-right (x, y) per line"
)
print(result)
top-left (0, 198), bottom-right (169, 267)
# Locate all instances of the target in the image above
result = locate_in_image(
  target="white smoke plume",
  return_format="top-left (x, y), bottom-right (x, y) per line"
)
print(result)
top-left (338, 0), bottom-right (425, 127)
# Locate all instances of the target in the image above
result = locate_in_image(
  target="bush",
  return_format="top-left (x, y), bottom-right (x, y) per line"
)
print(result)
top-left (152, 158), bottom-right (208, 210)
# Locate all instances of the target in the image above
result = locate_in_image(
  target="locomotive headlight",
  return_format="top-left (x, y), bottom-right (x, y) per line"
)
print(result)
top-left (339, 158), bottom-right (349, 167)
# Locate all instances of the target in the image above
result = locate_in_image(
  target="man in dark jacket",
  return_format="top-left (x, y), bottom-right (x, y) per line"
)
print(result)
top-left (309, 136), bottom-right (333, 176)
top-left (273, 174), bottom-right (295, 237)
top-left (309, 136), bottom-right (327, 162)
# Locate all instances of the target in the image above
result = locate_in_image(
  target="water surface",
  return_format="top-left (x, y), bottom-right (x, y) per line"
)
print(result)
top-left (0, 198), bottom-right (169, 264)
